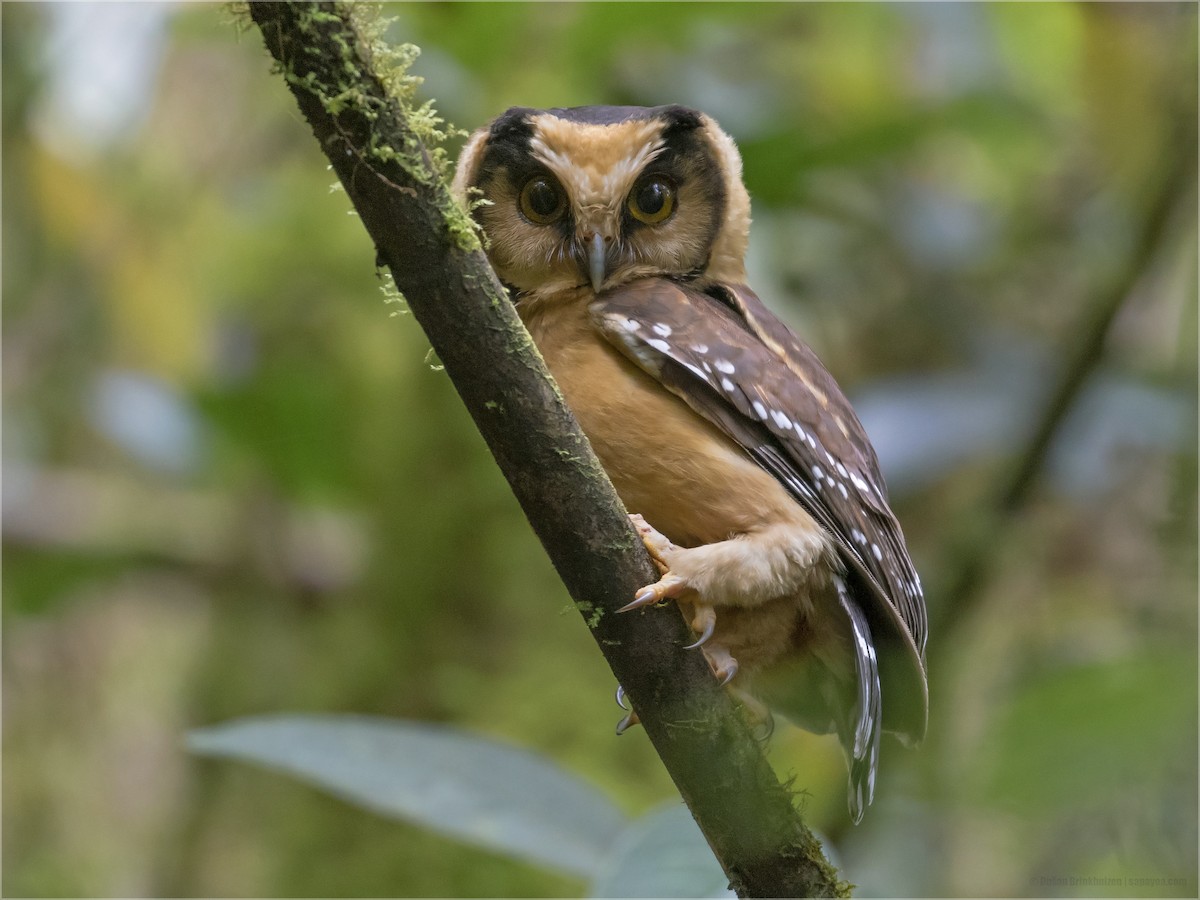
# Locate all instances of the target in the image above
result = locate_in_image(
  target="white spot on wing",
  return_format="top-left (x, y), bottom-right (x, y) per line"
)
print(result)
top-left (720, 377), bottom-right (735, 391)
top-left (752, 401), bottom-right (768, 420)
top-left (771, 410), bottom-right (792, 430)
top-left (872, 543), bottom-right (883, 561)
top-left (652, 322), bottom-right (672, 337)
top-left (715, 359), bottom-right (735, 374)
top-left (691, 343), bottom-right (709, 354)
top-left (646, 338), bottom-right (671, 353)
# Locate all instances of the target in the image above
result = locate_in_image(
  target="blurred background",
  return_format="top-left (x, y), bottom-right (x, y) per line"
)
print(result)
top-left (3, 2), bottom-right (1196, 897)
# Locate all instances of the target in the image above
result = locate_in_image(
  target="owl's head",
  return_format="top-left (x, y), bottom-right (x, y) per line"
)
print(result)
top-left (452, 105), bottom-right (751, 298)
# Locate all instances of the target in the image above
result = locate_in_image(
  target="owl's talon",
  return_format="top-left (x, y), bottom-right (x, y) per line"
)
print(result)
top-left (720, 660), bottom-right (739, 686)
top-left (732, 689), bottom-right (774, 740)
top-left (616, 592), bottom-right (654, 614)
top-left (754, 711), bottom-right (776, 741)
top-left (683, 631), bottom-right (711, 651)
top-left (703, 645), bottom-right (740, 685)
top-left (618, 574), bottom-right (687, 612)
top-left (615, 684), bottom-right (629, 710)
top-left (684, 604), bottom-right (717, 649)
top-left (615, 710), bottom-right (641, 734)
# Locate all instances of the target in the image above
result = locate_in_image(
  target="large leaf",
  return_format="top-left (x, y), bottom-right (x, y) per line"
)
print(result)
top-left (588, 803), bottom-right (734, 899)
top-left (188, 714), bottom-right (628, 879)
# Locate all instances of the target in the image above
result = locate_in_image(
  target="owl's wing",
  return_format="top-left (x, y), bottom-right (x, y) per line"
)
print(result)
top-left (590, 277), bottom-right (927, 741)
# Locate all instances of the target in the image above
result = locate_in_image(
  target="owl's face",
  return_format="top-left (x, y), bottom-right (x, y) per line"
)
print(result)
top-left (452, 105), bottom-right (751, 298)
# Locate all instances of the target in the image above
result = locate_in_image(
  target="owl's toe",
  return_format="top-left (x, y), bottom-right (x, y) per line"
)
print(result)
top-left (628, 513), bottom-right (678, 574)
top-left (731, 688), bottom-right (774, 740)
top-left (617, 573), bottom-right (688, 612)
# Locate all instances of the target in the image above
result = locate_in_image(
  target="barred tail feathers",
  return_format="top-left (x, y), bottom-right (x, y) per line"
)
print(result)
top-left (833, 574), bottom-right (882, 824)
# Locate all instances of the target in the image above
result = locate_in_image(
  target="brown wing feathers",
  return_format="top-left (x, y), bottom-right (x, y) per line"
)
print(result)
top-left (591, 277), bottom-right (928, 740)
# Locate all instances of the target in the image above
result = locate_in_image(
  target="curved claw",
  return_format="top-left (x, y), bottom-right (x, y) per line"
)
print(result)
top-left (616, 574), bottom-right (687, 613)
top-left (719, 657), bottom-right (740, 686)
top-left (754, 711), bottom-right (776, 741)
top-left (730, 689), bottom-right (774, 740)
top-left (616, 588), bottom-right (660, 613)
top-left (615, 710), bottom-right (641, 735)
top-left (684, 606), bottom-right (716, 650)
top-left (615, 684), bottom-right (629, 710)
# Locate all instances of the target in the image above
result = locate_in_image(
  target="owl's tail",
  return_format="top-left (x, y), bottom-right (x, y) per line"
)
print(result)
top-left (832, 574), bottom-right (882, 824)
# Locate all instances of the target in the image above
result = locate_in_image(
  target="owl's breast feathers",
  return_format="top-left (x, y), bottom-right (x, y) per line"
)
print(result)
top-left (521, 278), bottom-right (927, 742)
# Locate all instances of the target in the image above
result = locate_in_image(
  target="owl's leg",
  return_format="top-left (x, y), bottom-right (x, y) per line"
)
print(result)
top-left (623, 513), bottom-right (828, 613)
top-left (624, 514), bottom-right (750, 682)
top-left (623, 512), bottom-right (830, 694)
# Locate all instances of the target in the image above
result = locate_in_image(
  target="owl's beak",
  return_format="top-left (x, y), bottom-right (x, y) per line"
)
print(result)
top-left (587, 232), bottom-right (606, 293)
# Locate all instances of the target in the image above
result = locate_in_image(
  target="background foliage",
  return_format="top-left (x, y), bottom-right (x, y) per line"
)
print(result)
top-left (3, 3), bottom-right (1196, 897)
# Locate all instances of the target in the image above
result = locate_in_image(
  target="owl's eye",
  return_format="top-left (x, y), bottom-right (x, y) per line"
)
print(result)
top-left (628, 176), bottom-right (676, 225)
top-left (519, 176), bottom-right (566, 225)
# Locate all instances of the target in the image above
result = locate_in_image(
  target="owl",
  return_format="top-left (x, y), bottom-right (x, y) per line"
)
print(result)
top-left (452, 105), bottom-right (927, 822)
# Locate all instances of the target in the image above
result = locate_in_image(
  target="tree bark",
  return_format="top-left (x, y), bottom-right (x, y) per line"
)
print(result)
top-left (247, 3), bottom-right (845, 897)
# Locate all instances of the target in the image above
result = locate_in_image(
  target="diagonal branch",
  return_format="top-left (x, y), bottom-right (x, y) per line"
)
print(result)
top-left (246, 3), bottom-right (844, 896)
top-left (929, 118), bottom-right (1197, 636)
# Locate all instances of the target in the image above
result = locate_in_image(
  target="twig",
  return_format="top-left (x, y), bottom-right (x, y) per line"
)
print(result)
top-left (929, 113), bottom-right (1196, 634)
top-left (246, 4), bottom-right (844, 896)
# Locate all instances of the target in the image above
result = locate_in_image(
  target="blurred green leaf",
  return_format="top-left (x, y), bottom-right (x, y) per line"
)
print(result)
top-left (741, 92), bottom-right (1043, 202)
top-left (588, 803), bottom-right (734, 899)
top-left (188, 715), bottom-right (628, 879)
top-left (979, 650), bottom-right (1197, 814)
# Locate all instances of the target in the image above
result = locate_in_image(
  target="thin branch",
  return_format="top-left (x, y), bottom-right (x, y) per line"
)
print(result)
top-left (246, 4), bottom-right (844, 896)
top-left (929, 117), bottom-right (1197, 635)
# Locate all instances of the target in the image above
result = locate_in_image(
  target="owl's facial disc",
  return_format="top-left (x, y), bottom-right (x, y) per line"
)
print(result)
top-left (463, 105), bottom-right (738, 295)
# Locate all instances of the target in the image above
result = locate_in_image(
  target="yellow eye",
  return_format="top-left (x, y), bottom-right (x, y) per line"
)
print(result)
top-left (519, 175), bottom-right (566, 225)
top-left (628, 176), bottom-right (675, 224)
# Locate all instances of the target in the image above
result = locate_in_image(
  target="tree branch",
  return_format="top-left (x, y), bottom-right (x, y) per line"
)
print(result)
top-left (929, 108), bottom-right (1197, 635)
top-left (246, 4), bottom-right (844, 896)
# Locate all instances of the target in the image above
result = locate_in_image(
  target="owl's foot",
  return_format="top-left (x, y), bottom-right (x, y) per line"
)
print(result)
top-left (620, 514), bottom-right (687, 610)
top-left (622, 514), bottom-right (742, 680)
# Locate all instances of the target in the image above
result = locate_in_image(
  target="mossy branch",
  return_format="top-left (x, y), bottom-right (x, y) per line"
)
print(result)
top-left (246, 3), bottom-right (845, 897)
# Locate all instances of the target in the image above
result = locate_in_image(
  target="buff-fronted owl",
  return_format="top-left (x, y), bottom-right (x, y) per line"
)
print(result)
top-left (452, 105), bottom-right (928, 822)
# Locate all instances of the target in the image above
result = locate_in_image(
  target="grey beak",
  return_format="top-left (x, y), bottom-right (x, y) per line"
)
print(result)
top-left (587, 233), bottom-right (606, 293)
